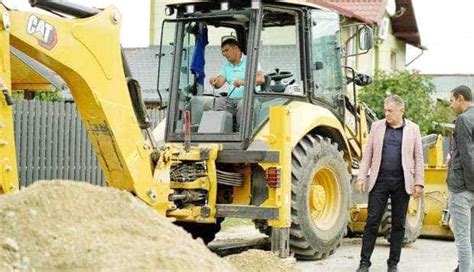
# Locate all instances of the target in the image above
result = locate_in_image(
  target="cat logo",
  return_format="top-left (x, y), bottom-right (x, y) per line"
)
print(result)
top-left (26, 15), bottom-right (58, 50)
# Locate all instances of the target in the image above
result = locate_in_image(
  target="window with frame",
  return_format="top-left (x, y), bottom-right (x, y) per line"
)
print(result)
top-left (310, 10), bottom-right (344, 111)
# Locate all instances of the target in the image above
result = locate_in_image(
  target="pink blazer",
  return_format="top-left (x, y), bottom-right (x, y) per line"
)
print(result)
top-left (357, 119), bottom-right (424, 194)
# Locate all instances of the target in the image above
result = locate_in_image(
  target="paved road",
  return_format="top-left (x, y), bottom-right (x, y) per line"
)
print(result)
top-left (296, 237), bottom-right (457, 272)
top-left (213, 225), bottom-right (457, 272)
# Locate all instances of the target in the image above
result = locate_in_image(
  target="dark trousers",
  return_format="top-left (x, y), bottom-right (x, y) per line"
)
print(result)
top-left (360, 179), bottom-right (410, 267)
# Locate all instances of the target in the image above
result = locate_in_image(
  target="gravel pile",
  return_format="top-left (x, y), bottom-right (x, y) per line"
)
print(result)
top-left (0, 180), bottom-right (235, 271)
top-left (225, 249), bottom-right (299, 272)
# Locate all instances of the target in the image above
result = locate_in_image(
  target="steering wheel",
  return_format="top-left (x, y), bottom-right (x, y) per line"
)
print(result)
top-left (267, 68), bottom-right (293, 82)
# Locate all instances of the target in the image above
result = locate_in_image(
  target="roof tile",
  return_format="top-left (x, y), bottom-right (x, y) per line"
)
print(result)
top-left (325, 0), bottom-right (387, 24)
top-left (323, 0), bottom-right (421, 47)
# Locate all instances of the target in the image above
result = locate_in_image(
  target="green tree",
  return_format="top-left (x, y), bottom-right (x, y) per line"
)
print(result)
top-left (358, 70), bottom-right (454, 135)
top-left (34, 89), bottom-right (62, 102)
top-left (13, 87), bottom-right (62, 102)
top-left (431, 99), bottom-right (456, 135)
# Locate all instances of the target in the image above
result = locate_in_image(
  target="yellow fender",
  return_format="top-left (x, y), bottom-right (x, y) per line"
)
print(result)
top-left (253, 101), bottom-right (352, 164)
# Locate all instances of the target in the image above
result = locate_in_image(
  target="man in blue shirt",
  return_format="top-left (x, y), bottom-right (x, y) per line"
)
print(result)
top-left (208, 36), bottom-right (264, 131)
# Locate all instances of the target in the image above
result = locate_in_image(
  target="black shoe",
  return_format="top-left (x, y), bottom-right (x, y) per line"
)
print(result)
top-left (451, 265), bottom-right (474, 272)
top-left (356, 265), bottom-right (369, 272)
top-left (387, 265), bottom-right (399, 272)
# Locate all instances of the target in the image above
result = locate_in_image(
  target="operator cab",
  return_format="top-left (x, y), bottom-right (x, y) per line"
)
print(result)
top-left (158, 1), bottom-right (364, 148)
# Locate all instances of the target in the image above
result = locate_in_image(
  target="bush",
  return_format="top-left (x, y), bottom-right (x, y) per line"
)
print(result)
top-left (358, 70), bottom-right (455, 135)
top-left (13, 88), bottom-right (62, 102)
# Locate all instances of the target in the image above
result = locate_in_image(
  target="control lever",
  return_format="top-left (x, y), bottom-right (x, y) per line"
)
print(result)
top-left (184, 110), bottom-right (191, 152)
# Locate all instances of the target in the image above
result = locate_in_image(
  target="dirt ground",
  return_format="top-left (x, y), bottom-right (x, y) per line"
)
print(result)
top-left (214, 224), bottom-right (457, 272)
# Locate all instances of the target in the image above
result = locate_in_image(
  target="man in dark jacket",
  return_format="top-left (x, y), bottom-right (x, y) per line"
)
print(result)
top-left (448, 85), bottom-right (474, 272)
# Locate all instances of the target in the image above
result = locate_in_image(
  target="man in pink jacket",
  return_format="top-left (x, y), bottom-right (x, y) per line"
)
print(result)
top-left (355, 95), bottom-right (424, 272)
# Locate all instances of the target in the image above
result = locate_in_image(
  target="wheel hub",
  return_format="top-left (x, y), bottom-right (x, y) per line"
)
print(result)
top-left (310, 185), bottom-right (326, 212)
top-left (309, 167), bottom-right (341, 230)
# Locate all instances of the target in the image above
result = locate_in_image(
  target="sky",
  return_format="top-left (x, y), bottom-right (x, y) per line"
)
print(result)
top-left (3, 0), bottom-right (151, 46)
top-left (406, 0), bottom-right (474, 74)
top-left (4, 0), bottom-right (474, 75)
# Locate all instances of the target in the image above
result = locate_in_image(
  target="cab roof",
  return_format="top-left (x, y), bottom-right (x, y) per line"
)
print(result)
top-left (164, 0), bottom-right (329, 11)
top-left (164, 0), bottom-right (367, 23)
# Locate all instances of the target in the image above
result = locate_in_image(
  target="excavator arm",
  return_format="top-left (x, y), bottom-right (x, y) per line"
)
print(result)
top-left (0, 9), bottom-right (18, 193)
top-left (0, 2), bottom-right (171, 213)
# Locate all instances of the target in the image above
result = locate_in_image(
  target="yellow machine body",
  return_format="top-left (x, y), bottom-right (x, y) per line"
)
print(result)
top-left (10, 53), bottom-right (54, 91)
top-left (0, 4), bottom-right (173, 213)
top-left (0, 2), bottom-right (302, 227)
top-left (0, 10), bottom-right (19, 193)
top-left (421, 135), bottom-right (453, 239)
top-left (0, 0), bottom-right (376, 259)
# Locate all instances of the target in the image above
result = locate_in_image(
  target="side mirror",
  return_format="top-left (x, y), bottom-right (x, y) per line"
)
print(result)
top-left (358, 26), bottom-right (374, 51)
top-left (354, 73), bottom-right (372, 86)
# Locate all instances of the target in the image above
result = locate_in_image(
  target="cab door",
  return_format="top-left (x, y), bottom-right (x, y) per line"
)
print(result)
top-left (309, 10), bottom-right (345, 118)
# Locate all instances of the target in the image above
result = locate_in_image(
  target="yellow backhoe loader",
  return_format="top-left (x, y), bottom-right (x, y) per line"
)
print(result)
top-left (0, 0), bottom-right (445, 260)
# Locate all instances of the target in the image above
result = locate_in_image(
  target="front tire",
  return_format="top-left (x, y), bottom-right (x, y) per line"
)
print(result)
top-left (290, 135), bottom-right (351, 260)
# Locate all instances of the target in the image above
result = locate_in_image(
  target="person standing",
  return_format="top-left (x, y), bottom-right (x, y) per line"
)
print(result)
top-left (447, 85), bottom-right (474, 272)
top-left (355, 94), bottom-right (424, 272)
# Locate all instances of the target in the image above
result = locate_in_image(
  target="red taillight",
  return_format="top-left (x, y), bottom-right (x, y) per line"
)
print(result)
top-left (266, 167), bottom-right (281, 188)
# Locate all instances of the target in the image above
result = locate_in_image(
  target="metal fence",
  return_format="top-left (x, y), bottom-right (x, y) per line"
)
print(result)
top-left (13, 100), bottom-right (165, 188)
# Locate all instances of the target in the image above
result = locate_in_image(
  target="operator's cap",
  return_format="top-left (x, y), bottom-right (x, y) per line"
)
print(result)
top-left (221, 34), bottom-right (238, 47)
top-left (221, 34), bottom-right (237, 42)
